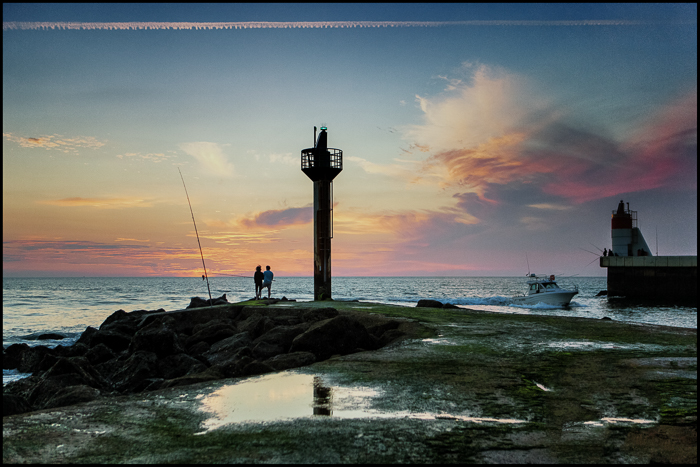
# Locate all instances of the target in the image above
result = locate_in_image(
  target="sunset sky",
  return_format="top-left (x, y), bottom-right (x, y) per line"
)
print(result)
top-left (3, 3), bottom-right (697, 278)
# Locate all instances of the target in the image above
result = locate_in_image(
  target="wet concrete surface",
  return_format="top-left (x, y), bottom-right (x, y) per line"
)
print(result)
top-left (3, 301), bottom-right (697, 463)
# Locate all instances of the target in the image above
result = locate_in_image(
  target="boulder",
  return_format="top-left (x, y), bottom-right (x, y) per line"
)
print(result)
top-left (251, 341), bottom-right (285, 360)
top-left (99, 309), bottom-right (129, 328)
top-left (4, 344), bottom-right (55, 373)
top-left (2, 375), bottom-right (41, 403)
top-left (253, 323), bottom-right (310, 352)
top-left (158, 353), bottom-right (207, 380)
top-left (88, 329), bottom-right (133, 353)
top-left (25, 333), bottom-right (66, 341)
top-left (241, 360), bottom-right (275, 377)
top-left (75, 326), bottom-right (99, 346)
top-left (3, 343), bottom-right (31, 370)
top-left (378, 328), bottom-right (406, 346)
top-left (29, 373), bottom-right (97, 409)
top-left (289, 315), bottom-right (378, 360)
top-left (186, 294), bottom-right (229, 309)
top-left (85, 343), bottom-right (116, 365)
top-left (129, 320), bottom-right (185, 358)
top-left (416, 299), bottom-right (444, 308)
top-left (41, 356), bottom-right (110, 390)
top-left (301, 307), bottom-right (339, 323)
top-left (41, 385), bottom-right (101, 410)
top-left (264, 352), bottom-right (316, 371)
top-left (3, 393), bottom-right (32, 416)
top-left (185, 320), bottom-right (238, 348)
top-left (208, 332), bottom-right (253, 354)
top-left (100, 308), bottom-right (164, 329)
top-left (204, 332), bottom-right (253, 366)
top-left (161, 367), bottom-right (225, 389)
top-left (238, 314), bottom-right (276, 339)
top-left (112, 351), bottom-right (159, 393)
top-left (66, 343), bottom-right (89, 358)
top-left (212, 352), bottom-right (254, 378)
top-left (187, 341), bottom-right (211, 356)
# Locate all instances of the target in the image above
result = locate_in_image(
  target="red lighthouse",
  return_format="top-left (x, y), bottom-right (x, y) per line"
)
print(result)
top-left (610, 200), bottom-right (652, 257)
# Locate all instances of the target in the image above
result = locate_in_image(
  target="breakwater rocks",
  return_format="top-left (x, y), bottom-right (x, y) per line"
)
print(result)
top-left (3, 303), bottom-right (415, 417)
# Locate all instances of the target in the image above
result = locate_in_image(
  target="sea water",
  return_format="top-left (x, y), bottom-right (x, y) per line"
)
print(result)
top-left (3, 276), bottom-right (696, 385)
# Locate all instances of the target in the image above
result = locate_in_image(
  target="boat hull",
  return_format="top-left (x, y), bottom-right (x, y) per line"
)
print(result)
top-left (511, 291), bottom-right (578, 307)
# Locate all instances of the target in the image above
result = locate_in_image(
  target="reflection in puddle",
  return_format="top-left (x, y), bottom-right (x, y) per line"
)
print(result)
top-left (197, 371), bottom-right (526, 433)
top-left (313, 376), bottom-right (332, 416)
top-left (198, 372), bottom-right (379, 432)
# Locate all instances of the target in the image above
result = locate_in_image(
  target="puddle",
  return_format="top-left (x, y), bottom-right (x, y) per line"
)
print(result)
top-left (421, 337), bottom-right (453, 345)
top-left (544, 341), bottom-right (669, 352)
top-left (533, 382), bottom-right (552, 392)
top-left (196, 371), bottom-right (526, 434)
top-left (583, 417), bottom-right (656, 426)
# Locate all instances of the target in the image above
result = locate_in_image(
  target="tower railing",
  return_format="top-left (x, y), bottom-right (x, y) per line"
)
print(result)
top-left (301, 148), bottom-right (343, 170)
top-left (611, 209), bottom-right (638, 228)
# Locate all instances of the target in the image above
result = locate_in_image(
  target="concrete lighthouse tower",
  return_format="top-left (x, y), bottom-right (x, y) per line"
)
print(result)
top-left (301, 126), bottom-right (343, 300)
top-left (611, 199), bottom-right (652, 257)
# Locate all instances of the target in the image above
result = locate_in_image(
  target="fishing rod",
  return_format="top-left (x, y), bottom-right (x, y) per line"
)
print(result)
top-left (178, 167), bottom-right (213, 307)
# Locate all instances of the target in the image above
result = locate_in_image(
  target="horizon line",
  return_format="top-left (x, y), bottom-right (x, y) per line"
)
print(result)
top-left (3, 20), bottom-right (690, 31)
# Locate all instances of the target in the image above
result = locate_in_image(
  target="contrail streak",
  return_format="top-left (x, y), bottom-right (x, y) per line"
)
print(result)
top-left (3, 20), bottom-right (681, 31)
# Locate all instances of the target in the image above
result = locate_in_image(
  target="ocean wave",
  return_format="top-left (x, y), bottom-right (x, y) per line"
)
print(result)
top-left (446, 296), bottom-right (512, 306)
top-left (3, 369), bottom-right (32, 386)
top-left (508, 302), bottom-right (562, 310)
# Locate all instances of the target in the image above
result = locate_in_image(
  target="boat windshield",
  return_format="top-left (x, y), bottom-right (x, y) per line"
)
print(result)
top-left (544, 282), bottom-right (559, 289)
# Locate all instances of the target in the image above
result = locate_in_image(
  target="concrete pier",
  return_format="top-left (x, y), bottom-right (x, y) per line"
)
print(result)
top-left (600, 255), bottom-right (697, 301)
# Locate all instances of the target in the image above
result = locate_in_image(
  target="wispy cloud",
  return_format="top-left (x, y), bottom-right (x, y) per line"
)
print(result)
top-left (38, 197), bottom-right (153, 208)
top-left (3, 20), bottom-right (670, 32)
top-left (179, 142), bottom-right (234, 178)
top-left (3, 239), bottom-right (150, 251)
top-left (116, 152), bottom-right (172, 163)
top-left (346, 156), bottom-right (420, 179)
top-left (3, 133), bottom-right (105, 154)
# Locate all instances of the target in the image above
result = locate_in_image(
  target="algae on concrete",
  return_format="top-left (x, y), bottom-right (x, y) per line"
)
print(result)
top-left (3, 300), bottom-right (696, 463)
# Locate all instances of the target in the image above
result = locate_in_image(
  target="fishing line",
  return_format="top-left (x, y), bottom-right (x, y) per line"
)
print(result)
top-left (577, 247), bottom-right (601, 257)
top-left (178, 167), bottom-right (213, 306)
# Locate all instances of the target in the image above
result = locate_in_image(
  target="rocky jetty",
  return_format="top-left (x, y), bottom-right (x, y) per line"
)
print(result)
top-left (3, 302), bottom-right (412, 417)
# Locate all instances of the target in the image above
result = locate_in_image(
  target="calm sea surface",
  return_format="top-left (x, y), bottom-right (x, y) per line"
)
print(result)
top-left (3, 276), bottom-right (696, 384)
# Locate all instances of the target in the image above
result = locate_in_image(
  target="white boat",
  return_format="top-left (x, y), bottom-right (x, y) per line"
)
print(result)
top-left (511, 274), bottom-right (578, 306)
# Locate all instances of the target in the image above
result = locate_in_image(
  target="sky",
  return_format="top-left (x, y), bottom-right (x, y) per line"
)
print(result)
top-left (3, 3), bottom-right (697, 278)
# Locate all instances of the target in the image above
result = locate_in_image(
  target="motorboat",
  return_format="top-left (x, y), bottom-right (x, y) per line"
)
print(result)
top-left (511, 274), bottom-right (578, 306)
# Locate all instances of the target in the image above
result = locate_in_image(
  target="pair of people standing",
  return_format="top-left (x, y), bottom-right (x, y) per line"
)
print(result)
top-left (254, 265), bottom-right (274, 299)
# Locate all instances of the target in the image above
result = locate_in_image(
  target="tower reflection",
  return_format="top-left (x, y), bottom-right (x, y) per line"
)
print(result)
top-left (312, 376), bottom-right (333, 416)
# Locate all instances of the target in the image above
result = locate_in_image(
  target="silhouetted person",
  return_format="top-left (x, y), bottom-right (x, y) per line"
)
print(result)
top-left (262, 265), bottom-right (274, 299)
top-left (603, 248), bottom-right (607, 257)
top-left (254, 265), bottom-right (264, 300)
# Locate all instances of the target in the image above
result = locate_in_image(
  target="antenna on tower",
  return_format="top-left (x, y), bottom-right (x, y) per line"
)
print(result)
top-left (656, 226), bottom-right (658, 256)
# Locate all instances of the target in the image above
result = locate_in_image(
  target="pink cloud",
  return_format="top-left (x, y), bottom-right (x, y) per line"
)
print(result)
top-left (406, 65), bottom-right (696, 206)
top-left (236, 205), bottom-right (313, 229)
